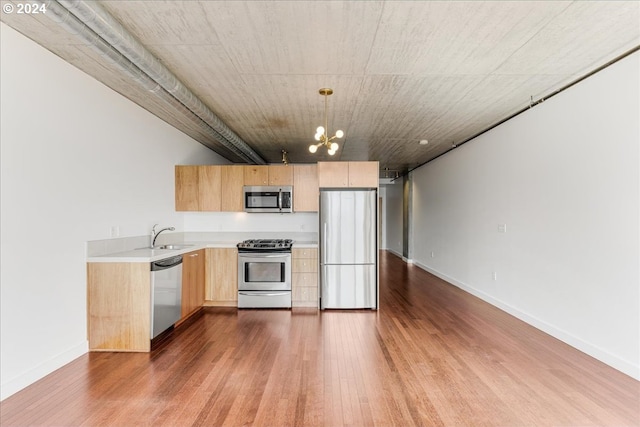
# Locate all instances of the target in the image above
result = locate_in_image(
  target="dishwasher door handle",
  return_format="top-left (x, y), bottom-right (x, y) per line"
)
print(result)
top-left (151, 255), bottom-right (183, 271)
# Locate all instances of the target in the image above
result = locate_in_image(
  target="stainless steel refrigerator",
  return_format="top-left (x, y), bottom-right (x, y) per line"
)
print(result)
top-left (320, 189), bottom-right (377, 309)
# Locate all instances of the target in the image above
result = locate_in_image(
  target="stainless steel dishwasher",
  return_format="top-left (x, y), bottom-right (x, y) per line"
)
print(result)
top-left (150, 255), bottom-right (183, 339)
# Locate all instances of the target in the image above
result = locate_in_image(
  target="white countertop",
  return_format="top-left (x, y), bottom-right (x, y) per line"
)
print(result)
top-left (87, 240), bottom-right (317, 263)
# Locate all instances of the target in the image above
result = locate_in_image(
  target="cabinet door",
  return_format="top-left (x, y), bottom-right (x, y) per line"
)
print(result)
top-left (181, 249), bottom-right (205, 318)
top-left (181, 255), bottom-right (193, 318)
top-left (221, 165), bottom-right (244, 211)
top-left (317, 162), bottom-right (349, 188)
top-left (293, 164), bottom-right (318, 212)
top-left (244, 166), bottom-right (269, 186)
top-left (175, 165), bottom-right (223, 211)
top-left (87, 262), bottom-right (151, 351)
top-left (199, 166), bottom-right (222, 211)
top-left (206, 248), bottom-right (238, 306)
top-left (175, 166), bottom-right (200, 211)
top-left (348, 161), bottom-right (379, 188)
top-left (268, 165), bottom-right (293, 185)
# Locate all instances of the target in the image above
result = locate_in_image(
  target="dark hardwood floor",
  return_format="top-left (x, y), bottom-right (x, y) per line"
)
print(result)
top-left (2, 251), bottom-right (638, 426)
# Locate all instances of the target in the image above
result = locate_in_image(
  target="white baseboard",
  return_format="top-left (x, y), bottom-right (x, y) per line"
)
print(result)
top-left (1, 341), bottom-right (88, 401)
top-left (387, 249), bottom-right (403, 259)
top-left (411, 260), bottom-right (640, 381)
top-left (386, 249), bottom-right (414, 264)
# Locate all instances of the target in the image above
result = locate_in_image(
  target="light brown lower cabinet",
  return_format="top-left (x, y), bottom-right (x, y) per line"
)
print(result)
top-left (180, 249), bottom-right (205, 322)
top-left (292, 248), bottom-right (318, 308)
top-left (205, 248), bottom-right (238, 306)
top-left (87, 262), bottom-right (151, 352)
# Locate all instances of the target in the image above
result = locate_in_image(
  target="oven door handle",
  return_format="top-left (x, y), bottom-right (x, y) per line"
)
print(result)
top-left (239, 292), bottom-right (290, 297)
top-left (239, 253), bottom-right (289, 258)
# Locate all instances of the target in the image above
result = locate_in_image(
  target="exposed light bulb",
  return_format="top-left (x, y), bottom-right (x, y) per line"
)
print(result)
top-left (309, 145), bottom-right (318, 153)
top-left (316, 126), bottom-right (325, 135)
top-left (314, 133), bottom-right (322, 141)
top-left (330, 142), bottom-right (339, 151)
top-left (335, 130), bottom-right (344, 138)
top-left (328, 149), bottom-right (336, 156)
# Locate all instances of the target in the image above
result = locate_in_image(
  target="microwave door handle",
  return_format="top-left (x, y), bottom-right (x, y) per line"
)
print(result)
top-left (278, 189), bottom-right (283, 211)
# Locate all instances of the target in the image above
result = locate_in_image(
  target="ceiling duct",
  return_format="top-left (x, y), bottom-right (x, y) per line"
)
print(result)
top-left (39, 0), bottom-right (266, 165)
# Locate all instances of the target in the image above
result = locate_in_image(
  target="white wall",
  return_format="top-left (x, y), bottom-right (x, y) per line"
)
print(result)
top-left (0, 23), bottom-right (227, 399)
top-left (410, 51), bottom-right (639, 378)
top-left (384, 181), bottom-right (404, 256)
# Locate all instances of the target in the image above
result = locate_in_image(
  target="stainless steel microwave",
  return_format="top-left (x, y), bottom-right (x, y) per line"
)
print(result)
top-left (243, 186), bottom-right (293, 213)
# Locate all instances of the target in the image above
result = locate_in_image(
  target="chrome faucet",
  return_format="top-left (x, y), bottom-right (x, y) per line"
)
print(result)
top-left (150, 224), bottom-right (175, 248)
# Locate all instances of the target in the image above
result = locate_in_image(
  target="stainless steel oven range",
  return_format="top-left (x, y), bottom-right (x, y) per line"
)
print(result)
top-left (237, 239), bottom-right (293, 308)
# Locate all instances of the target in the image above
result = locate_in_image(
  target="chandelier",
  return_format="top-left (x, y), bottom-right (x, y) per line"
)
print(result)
top-left (309, 88), bottom-right (344, 155)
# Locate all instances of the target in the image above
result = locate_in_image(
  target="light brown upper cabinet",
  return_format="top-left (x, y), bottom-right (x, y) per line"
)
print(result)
top-left (243, 166), bottom-right (269, 185)
top-left (293, 164), bottom-right (319, 212)
top-left (175, 165), bottom-right (222, 211)
top-left (177, 163), bottom-right (376, 212)
top-left (268, 165), bottom-right (293, 186)
top-left (317, 161), bottom-right (349, 187)
top-left (317, 161), bottom-right (379, 188)
top-left (243, 165), bottom-right (293, 186)
top-left (347, 161), bottom-right (379, 187)
top-left (198, 166), bottom-right (222, 211)
top-left (175, 166), bottom-right (200, 211)
top-left (220, 165), bottom-right (244, 211)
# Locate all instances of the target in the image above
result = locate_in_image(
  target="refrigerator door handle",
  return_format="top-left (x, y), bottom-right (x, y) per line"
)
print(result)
top-left (322, 222), bottom-right (328, 264)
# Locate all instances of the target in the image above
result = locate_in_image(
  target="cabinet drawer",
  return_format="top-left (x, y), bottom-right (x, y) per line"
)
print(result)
top-left (293, 272), bottom-right (318, 287)
top-left (292, 285), bottom-right (318, 303)
top-left (292, 248), bottom-right (317, 259)
top-left (292, 259), bottom-right (317, 273)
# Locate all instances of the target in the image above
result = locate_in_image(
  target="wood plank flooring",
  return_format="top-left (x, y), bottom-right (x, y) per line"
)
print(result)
top-left (2, 251), bottom-right (638, 426)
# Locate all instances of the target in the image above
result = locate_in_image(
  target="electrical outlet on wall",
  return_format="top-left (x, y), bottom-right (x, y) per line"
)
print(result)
top-left (110, 226), bottom-right (120, 238)
top-left (498, 224), bottom-right (507, 233)
top-left (430, 251), bottom-right (435, 258)
top-left (492, 271), bottom-right (498, 281)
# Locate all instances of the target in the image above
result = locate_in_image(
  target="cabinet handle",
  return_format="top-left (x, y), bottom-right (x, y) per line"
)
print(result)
top-left (190, 253), bottom-right (199, 257)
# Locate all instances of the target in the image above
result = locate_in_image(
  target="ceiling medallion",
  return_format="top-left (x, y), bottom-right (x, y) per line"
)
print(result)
top-left (309, 88), bottom-right (344, 155)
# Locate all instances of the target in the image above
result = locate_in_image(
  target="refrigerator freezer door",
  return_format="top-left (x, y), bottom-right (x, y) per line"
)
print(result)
top-left (320, 190), bottom-right (376, 265)
top-left (321, 264), bottom-right (377, 309)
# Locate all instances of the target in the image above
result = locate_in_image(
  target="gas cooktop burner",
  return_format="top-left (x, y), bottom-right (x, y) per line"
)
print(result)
top-left (237, 238), bottom-right (293, 251)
